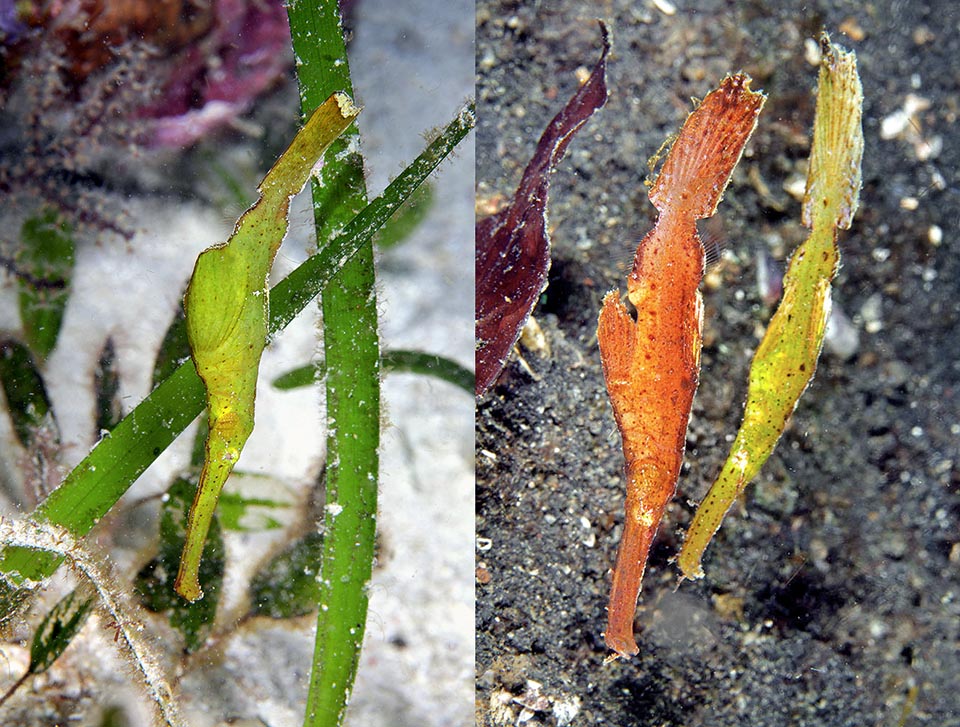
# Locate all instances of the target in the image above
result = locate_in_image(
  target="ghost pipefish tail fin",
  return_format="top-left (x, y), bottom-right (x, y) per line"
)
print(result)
top-left (175, 92), bottom-right (360, 602)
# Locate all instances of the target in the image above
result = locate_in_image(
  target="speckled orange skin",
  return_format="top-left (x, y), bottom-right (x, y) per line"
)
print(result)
top-left (598, 74), bottom-right (765, 658)
top-left (598, 213), bottom-right (704, 658)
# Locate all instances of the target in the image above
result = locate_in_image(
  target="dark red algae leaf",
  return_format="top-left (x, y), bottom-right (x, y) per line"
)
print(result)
top-left (475, 22), bottom-right (609, 396)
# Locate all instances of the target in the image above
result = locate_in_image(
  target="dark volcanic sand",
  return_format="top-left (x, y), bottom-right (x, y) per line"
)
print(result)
top-left (476, 2), bottom-right (960, 725)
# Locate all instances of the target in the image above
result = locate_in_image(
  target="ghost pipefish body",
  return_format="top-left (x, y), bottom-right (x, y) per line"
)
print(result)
top-left (678, 35), bottom-right (863, 581)
top-left (598, 74), bottom-right (764, 658)
top-left (174, 92), bottom-right (360, 602)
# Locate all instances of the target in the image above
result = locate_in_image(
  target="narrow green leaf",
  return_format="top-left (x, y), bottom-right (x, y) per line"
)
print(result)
top-left (288, 3), bottom-right (378, 724)
top-left (134, 477), bottom-right (223, 652)
top-left (273, 349), bottom-right (474, 395)
top-left (28, 586), bottom-right (95, 674)
top-left (201, 151), bottom-right (260, 212)
top-left (94, 338), bottom-right (122, 434)
top-left (271, 365), bottom-right (319, 390)
top-left (269, 101), bottom-right (475, 334)
top-left (216, 492), bottom-right (288, 532)
top-left (0, 337), bottom-right (57, 449)
top-left (151, 306), bottom-right (189, 391)
top-left (249, 530), bottom-right (324, 619)
top-left (381, 349), bottom-right (475, 393)
top-left (0, 579), bottom-right (31, 628)
top-left (17, 210), bottom-right (75, 361)
top-left (372, 183), bottom-right (434, 249)
top-left (190, 416), bottom-right (209, 470)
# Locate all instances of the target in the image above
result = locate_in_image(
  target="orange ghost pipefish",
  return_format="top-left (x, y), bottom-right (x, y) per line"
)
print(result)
top-left (598, 74), bottom-right (764, 659)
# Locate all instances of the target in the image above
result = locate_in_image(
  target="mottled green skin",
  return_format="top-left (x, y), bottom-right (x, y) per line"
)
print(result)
top-left (679, 39), bottom-right (863, 580)
top-left (175, 94), bottom-right (359, 601)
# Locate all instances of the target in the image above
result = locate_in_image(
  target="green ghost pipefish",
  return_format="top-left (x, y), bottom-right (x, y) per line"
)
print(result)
top-left (678, 34), bottom-right (863, 581)
top-left (175, 92), bottom-right (360, 601)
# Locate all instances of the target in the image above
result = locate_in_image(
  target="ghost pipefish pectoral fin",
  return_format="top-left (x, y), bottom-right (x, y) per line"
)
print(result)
top-left (598, 74), bottom-right (764, 658)
top-left (174, 92), bottom-right (360, 602)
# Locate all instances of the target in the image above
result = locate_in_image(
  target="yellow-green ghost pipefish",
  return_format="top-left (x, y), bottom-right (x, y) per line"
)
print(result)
top-left (678, 34), bottom-right (863, 581)
top-left (175, 92), bottom-right (360, 601)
